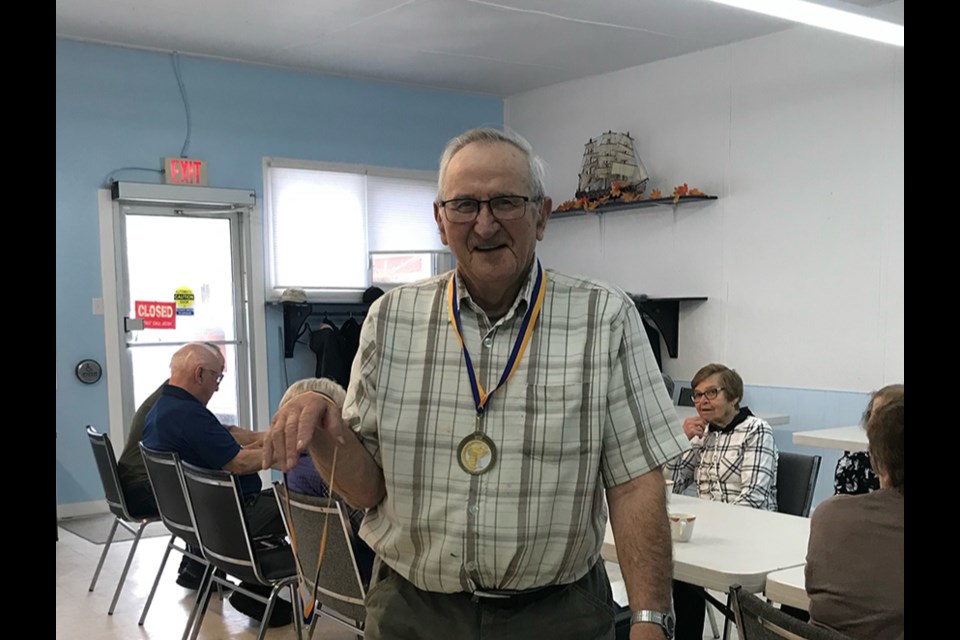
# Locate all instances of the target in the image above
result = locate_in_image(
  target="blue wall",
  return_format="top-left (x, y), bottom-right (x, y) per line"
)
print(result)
top-left (56, 38), bottom-right (503, 506)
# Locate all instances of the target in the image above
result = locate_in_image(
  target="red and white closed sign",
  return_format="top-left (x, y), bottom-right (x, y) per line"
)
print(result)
top-left (135, 301), bottom-right (177, 329)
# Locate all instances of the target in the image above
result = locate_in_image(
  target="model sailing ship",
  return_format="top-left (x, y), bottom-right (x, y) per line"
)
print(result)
top-left (575, 131), bottom-right (649, 200)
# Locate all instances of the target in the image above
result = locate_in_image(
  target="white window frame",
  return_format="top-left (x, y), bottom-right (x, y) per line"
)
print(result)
top-left (263, 157), bottom-right (449, 302)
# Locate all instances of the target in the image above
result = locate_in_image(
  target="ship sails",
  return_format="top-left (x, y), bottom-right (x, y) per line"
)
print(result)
top-left (576, 131), bottom-right (649, 198)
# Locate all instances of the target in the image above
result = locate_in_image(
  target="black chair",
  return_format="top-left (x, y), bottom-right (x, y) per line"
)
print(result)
top-left (139, 444), bottom-right (226, 639)
top-left (776, 453), bottom-right (822, 517)
top-left (677, 386), bottom-right (695, 407)
top-left (178, 461), bottom-right (302, 640)
top-left (729, 584), bottom-right (851, 640)
top-left (273, 482), bottom-right (368, 639)
top-left (85, 425), bottom-right (161, 615)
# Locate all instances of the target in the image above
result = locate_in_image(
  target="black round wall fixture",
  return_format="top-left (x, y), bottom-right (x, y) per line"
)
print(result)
top-left (75, 359), bottom-right (103, 384)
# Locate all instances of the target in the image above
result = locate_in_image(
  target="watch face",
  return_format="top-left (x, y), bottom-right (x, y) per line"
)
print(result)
top-left (664, 612), bottom-right (676, 635)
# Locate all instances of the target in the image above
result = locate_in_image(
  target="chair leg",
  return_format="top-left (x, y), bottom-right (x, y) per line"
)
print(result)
top-left (89, 517), bottom-right (121, 592)
top-left (181, 564), bottom-right (214, 640)
top-left (139, 534), bottom-right (176, 625)
top-left (108, 522), bottom-right (149, 615)
top-left (706, 604), bottom-right (720, 639)
top-left (255, 584), bottom-right (284, 640)
top-left (289, 583), bottom-right (305, 640)
top-left (188, 567), bottom-right (218, 640)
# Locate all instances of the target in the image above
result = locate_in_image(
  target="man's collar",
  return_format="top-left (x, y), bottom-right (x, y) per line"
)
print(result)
top-left (455, 257), bottom-right (540, 314)
top-left (163, 383), bottom-right (203, 405)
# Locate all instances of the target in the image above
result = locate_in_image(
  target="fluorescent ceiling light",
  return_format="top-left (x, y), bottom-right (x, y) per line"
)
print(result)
top-left (706, 0), bottom-right (903, 47)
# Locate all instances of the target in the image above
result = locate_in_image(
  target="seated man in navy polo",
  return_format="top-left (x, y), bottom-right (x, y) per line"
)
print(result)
top-left (141, 342), bottom-right (291, 627)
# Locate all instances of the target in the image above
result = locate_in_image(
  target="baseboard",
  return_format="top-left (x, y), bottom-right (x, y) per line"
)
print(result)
top-left (57, 500), bottom-right (110, 520)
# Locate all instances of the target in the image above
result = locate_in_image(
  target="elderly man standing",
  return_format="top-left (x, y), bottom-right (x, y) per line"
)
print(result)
top-left (263, 128), bottom-right (688, 640)
top-left (141, 342), bottom-right (291, 627)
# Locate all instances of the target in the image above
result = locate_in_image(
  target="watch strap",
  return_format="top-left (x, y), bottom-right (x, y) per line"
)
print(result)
top-left (630, 610), bottom-right (675, 639)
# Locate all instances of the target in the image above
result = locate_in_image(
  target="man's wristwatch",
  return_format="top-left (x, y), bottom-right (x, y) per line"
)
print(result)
top-left (630, 610), bottom-right (676, 639)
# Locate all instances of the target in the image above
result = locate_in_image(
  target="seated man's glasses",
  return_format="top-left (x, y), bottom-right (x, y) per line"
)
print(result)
top-left (692, 387), bottom-right (723, 402)
top-left (439, 195), bottom-right (532, 223)
top-left (203, 368), bottom-right (225, 384)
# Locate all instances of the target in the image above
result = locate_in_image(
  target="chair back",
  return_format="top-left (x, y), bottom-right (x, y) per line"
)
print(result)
top-left (776, 452), bottom-right (822, 517)
top-left (274, 483), bottom-right (367, 624)
top-left (729, 584), bottom-right (850, 640)
top-left (86, 425), bottom-right (134, 521)
top-left (139, 444), bottom-right (201, 548)
top-left (178, 461), bottom-right (267, 585)
top-left (677, 386), bottom-right (695, 407)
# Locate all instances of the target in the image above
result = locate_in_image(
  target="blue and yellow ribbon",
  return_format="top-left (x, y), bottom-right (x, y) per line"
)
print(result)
top-left (447, 260), bottom-right (546, 416)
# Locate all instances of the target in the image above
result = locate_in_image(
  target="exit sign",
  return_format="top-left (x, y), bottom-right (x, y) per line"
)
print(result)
top-left (163, 157), bottom-right (208, 186)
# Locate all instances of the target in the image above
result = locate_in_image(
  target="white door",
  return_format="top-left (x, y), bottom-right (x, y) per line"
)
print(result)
top-left (99, 183), bottom-right (266, 446)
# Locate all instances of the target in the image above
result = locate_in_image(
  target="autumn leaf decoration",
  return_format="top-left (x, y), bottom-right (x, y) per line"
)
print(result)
top-left (556, 183), bottom-right (707, 212)
top-left (672, 183), bottom-right (689, 205)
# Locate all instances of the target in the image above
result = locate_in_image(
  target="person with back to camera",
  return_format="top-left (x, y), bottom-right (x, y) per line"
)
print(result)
top-left (262, 127), bottom-right (690, 640)
top-left (805, 391), bottom-right (904, 640)
top-left (140, 342), bottom-right (293, 627)
top-left (279, 377), bottom-right (376, 588)
top-left (664, 363), bottom-right (779, 640)
top-left (832, 384), bottom-right (903, 496)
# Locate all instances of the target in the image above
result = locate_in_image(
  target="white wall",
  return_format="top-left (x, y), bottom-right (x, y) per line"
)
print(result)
top-left (505, 26), bottom-right (903, 393)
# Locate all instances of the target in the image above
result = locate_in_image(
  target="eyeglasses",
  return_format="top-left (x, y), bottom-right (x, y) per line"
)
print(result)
top-left (439, 195), bottom-right (533, 223)
top-left (203, 368), bottom-right (225, 385)
top-left (692, 387), bottom-right (723, 402)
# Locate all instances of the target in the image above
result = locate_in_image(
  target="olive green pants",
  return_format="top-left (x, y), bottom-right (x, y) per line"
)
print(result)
top-left (364, 561), bottom-right (616, 640)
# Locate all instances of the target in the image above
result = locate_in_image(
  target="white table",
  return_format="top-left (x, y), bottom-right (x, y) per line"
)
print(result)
top-left (791, 425), bottom-right (867, 451)
top-left (764, 565), bottom-right (809, 611)
top-left (603, 494), bottom-right (810, 594)
top-left (675, 406), bottom-right (790, 427)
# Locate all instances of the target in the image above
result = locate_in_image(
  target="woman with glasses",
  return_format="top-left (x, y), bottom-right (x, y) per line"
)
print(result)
top-left (664, 363), bottom-right (779, 640)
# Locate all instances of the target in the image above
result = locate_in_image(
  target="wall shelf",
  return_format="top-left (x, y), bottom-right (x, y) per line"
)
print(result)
top-left (630, 295), bottom-right (707, 369)
top-left (552, 195), bottom-right (717, 220)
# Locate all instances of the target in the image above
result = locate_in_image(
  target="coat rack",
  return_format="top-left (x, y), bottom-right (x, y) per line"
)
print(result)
top-left (278, 301), bottom-right (370, 358)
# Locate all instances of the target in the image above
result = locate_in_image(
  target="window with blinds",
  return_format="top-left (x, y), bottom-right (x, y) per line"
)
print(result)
top-left (264, 159), bottom-right (450, 299)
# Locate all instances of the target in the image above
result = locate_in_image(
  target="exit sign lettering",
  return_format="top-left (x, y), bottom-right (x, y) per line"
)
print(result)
top-left (163, 157), bottom-right (208, 186)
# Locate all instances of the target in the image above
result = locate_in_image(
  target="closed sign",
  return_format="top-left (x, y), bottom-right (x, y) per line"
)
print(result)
top-left (135, 301), bottom-right (177, 329)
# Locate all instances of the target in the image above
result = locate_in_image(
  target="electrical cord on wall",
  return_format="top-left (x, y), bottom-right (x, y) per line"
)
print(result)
top-left (100, 51), bottom-right (194, 188)
top-left (171, 51), bottom-right (193, 158)
top-left (102, 166), bottom-right (163, 188)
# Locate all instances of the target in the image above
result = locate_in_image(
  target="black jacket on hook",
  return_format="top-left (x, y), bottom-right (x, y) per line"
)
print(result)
top-left (308, 322), bottom-right (350, 388)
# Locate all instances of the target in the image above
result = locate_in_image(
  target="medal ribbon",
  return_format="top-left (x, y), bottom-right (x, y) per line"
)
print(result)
top-left (447, 260), bottom-right (546, 416)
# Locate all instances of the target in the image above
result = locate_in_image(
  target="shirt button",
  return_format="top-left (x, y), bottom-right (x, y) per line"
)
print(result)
top-left (483, 337), bottom-right (493, 348)
top-left (468, 505), bottom-right (479, 515)
top-left (466, 561), bottom-right (476, 570)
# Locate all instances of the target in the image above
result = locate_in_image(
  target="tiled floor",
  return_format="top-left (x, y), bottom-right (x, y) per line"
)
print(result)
top-left (56, 527), bottom-right (359, 640)
top-left (57, 526), bottom-right (730, 639)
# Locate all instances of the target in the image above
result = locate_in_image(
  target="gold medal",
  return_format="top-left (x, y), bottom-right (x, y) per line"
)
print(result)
top-left (457, 432), bottom-right (497, 475)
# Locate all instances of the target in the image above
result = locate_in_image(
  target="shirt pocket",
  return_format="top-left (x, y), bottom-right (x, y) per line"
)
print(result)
top-left (519, 381), bottom-right (596, 465)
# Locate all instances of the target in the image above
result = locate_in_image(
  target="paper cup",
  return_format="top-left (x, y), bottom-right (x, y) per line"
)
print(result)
top-left (669, 512), bottom-right (696, 542)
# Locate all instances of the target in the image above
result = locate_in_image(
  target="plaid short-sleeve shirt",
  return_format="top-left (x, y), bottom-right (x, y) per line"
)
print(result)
top-left (343, 261), bottom-right (689, 593)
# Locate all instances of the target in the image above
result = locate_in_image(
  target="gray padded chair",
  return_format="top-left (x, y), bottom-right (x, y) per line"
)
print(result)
top-left (677, 386), bottom-right (695, 407)
top-left (273, 482), bottom-right (367, 639)
top-left (729, 584), bottom-right (851, 640)
top-left (85, 425), bottom-right (161, 615)
top-left (775, 453), bottom-right (822, 518)
top-left (139, 444), bottom-right (223, 639)
top-left (179, 462), bottom-right (302, 640)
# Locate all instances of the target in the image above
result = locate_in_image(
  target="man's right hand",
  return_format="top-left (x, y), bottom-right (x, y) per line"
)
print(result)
top-left (682, 416), bottom-right (707, 441)
top-left (261, 391), bottom-right (346, 472)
